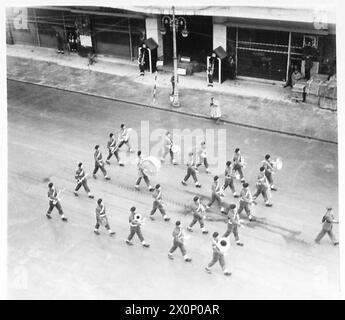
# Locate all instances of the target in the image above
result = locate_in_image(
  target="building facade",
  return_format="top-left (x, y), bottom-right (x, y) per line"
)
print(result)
top-left (6, 6), bottom-right (336, 82)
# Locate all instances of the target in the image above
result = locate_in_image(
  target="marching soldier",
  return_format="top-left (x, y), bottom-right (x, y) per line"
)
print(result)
top-left (135, 151), bottom-right (154, 192)
top-left (150, 184), bottom-right (170, 221)
top-left (94, 199), bottom-right (116, 236)
top-left (205, 232), bottom-right (232, 276)
top-left (238, 182), bottom-right (255, 221)
top-left (126, 207), bottom-right (150, 247)
top-left (106, 133), bottom-right (124, 166)
top-left (74, 162), bottom-right (94, 199)
top-left (181, 152), bottom-right (202, 188)
top-left (117, 124), bottom-right (134, 153)
top-left (252, 167), bottom-right (273, 207)
top-left (315, 207), bottom-right (339, 246)
top-left (206, 176), bottom-right (225, 213)
top-left (93, 145), bottom-right (110, 180)
top-left (196, 141), bottom-right (210, 173)
top-left (168, 221), bottom-right (192, 262)
top-left (160, 131), bottom-right (177, 165)
top-left (223, 161), bottom-right (239, 198)
top-left (187, 196), bottom-right (208, 234)
top-left (222, 204), bottom-right (244, 246)
top-left (46, 182), bottom-right (68, 222)
top-left (262, 154), bottom-right (277, 191)
top-left (233, 148), bottom-right (245, 183)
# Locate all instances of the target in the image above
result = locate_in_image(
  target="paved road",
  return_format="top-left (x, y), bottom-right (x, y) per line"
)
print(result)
top-left (7, 80), bottom-right (339, 299)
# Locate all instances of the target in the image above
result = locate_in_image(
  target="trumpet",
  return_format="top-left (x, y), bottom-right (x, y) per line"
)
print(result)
top-left (216, 237), bottom-right (230, 253)
top-left (134, 213), bottom-right (145, 225)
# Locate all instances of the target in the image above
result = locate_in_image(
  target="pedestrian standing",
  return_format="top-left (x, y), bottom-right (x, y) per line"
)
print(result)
top-left (205, 232), bottom-right (232, 276)
top-left (74, 162), bottom-right (94, 199)
top-left (168, 221), bottom-right (192, 262)
top-left (210, 97), bottom-right (221, 124)
top-left (94, 199), bottom-right (116, 236)
top-left (126, 207), bottom-right (150, 247)
top-left (181, 152), bottom-right (202, 188)
top-left (93, 145), bottom-right (110, 180)
top-left (315, 207), bottom-right (339, 245)
top-left (46, 182), bottom-right (68, 221)
top-left (55, 32), bottom-right (64, 54)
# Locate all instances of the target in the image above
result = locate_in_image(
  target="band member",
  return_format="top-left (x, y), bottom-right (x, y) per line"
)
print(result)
top-left (222, 204), bottom-right (244, 246)
top-left (106, 133), bottom-right (124, 166)
top-left (196, 141), bottom-right (210, 173)
top-left (116, 124), bottom-right (133, 153)
top-left (161, 131), bottom-right (177, 165)
top-left (223, 161), bottom-right (239, 198)
top-left (233, 148), bottom-right (245, 183)
top-left (150, 184), bottom-right (170, 221)
top-left (135, 151), bottom-right (154, 192)
top-left (181, 152), bottom-right (202, 188)
top-left (205, 232), bottom-right (232, 276)
top-left (126, 207), bottom-right (150, 247)
top-left (168, 221), bottom-right (192, 262)
top-left (252, 167), bottom-right (273, 207)
top-left (187, 196), bottom-right (208, 234)
top-left (315, 207), bottom-right (339, 246)
top-left (46, 182), bottom-right (67, 221)
top-left (238, 182), bottom-right (255, 221)
top-left (93, 145), bottom-right (110, 180)
top-left (94, 199), bottom-right (116, 236)
top-left (262, 154), bottom-right (277, 191)
top-left (74, 162), bottom-right (94, 198)
top-left (206, 176), bottom-right (225, 213)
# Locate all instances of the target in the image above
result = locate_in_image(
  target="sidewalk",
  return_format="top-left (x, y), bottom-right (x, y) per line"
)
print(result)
top-left (6, 44), bottom-right (337, 143)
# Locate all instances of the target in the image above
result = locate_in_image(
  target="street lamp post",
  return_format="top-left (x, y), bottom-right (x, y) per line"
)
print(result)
top-left (161, 7), bottom-right (189, 108)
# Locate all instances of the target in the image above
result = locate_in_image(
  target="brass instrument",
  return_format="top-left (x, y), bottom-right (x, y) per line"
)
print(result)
top-left (216, 237), bottom-right (230, 253)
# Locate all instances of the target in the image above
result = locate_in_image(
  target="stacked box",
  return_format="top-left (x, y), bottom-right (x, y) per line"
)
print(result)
top-left (319, 97), bottom-right (337, 111)
top-left (291, 83), bottom-right (305, 102)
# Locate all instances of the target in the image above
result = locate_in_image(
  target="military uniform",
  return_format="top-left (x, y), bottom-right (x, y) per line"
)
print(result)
top-left (94, 203), bottom-right (115, 235)
top-left (233, 152), bottom-right (245, 182)
top-left (135, 155), bottom-right (153, 191)
top-left (93, 149), bottom-right (109, 179)
top-left (223, 206), bottom-right (243, 245)
top-left (207, 180), bottom-right (225, 212)
top-left (182, 154), bottom-right (201, 187)
top-left (196, 144), bottom-right (209, 173)
top-left (150, 188), bottom-right (169, 220)
top-left (168, 226), bottom-right (191, 261)
top-left (126, 210), bottom-right (149, 247)
top-left (261, 159), bottom-right (275, 190)
top-left (238, 187), bottom-right (254, 220)
top-left (46, 186), bottom-right (67, 221)
top-left (106, 136), bottom-right (123, 166)
top-left (315, 209), bottom-right (339, 245)
top-left (223, 164), bottom-right (238, 197)
top-left (117, 127), bottom-right (133, 152)
top-left (187, 201), bottom-right (208, 233)
top-left (205, 238), bottom-right (231, 276)
top-left (252, 170), bottom-right (271, 206)
top-left (161, 134), bottom-right (176, 164)
top-left (74, 167), bottom-right (93, 198)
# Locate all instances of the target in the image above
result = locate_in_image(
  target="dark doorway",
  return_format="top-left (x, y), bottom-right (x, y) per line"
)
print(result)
top-left (163, 15), bottom-right (213, 64)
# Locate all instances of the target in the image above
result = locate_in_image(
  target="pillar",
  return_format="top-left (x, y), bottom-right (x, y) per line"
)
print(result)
top-left (213, 24), bottom-right (227, 51)
top-left (145, 17), bottom-right (163, 59)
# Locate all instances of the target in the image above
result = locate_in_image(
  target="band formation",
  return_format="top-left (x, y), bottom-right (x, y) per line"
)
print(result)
top-left (46, 124), bottom-right (339, 277)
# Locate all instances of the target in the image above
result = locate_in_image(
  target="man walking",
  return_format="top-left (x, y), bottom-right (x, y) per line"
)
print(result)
top-left (233, 148), bottom-right (245, 183)
top-left (222, 204), bottom-right (244, 246)
top-left (161, 131), bottom-right (177, 165)
top-left (238, 182), bottom-right (255, 221)
top-left (93, 145), bottom-right (111, 180)
top-left (205, 232), bottom-right (232, 276)
top-left (126, 207), bottom-right (150, 247)
top-left (261, 154), bottom-right (277, 191)
top-left (206, 176), bottom-right (225, 213)
top-left (252, 167), bottom-right (273, 207)
top-left (315, 207), bottom-right (339, 246)
top-left (94, 199), bottom-right (116, 236)
top-left (135, 151), bottom-right (154, 192)
top-left (168, 221), bottom-right (192, 262)
top-left (181, 152), bottom-right (202, 188)
top-left (117, 124), bottom-right (133, 153)
top-left (223, 161), bottom-right (239, 198)
top-left (74, 162), bottom-right (94, 199)
top-left (106, 133), bottom-right (124, 166)
top-left (187, 196), bottom-right (208, 234)
top-left (196, 141), bottom-right (210, 173)
top-left (46, 182), bottom-right (68, 222)
top-left (150, 184), bottom-right (170, 221)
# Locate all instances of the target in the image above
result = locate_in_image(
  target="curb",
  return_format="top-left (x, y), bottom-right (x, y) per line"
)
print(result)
top-left (7, 78), bottom-right (337, 145)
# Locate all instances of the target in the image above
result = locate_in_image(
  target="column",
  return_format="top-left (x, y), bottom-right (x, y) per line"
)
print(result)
top-left (213, 24), bottom-right (227, 50)
top-left (145, 17), bottom-right (163, 58)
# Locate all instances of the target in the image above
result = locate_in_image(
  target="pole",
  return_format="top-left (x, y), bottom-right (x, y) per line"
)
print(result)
top-left (128, 18), bottom-right (133, 61)
top-left (33, 8), bottom-right (41, 47)
top-left (235, 27), bottom-right (238, 77)
top-left (171, 6), bottom-right (180, 108)
top-left (285, 32), bottom-right (292, 83)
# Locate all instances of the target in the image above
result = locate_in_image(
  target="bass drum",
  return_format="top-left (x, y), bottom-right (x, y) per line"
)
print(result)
top-left (141, 156), bottom-right (161, 176)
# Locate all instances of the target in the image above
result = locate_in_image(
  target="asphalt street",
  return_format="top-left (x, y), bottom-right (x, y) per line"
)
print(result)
top-left (7, 80), bottom-right (339, 299)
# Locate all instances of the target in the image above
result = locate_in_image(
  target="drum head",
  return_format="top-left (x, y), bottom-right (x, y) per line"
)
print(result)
top-left (141, 156), bottom-right (161, 176)
top-left (171, 145), bottom-right (180, 154)
top-left (276, 158), bottom-right (283, 170)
